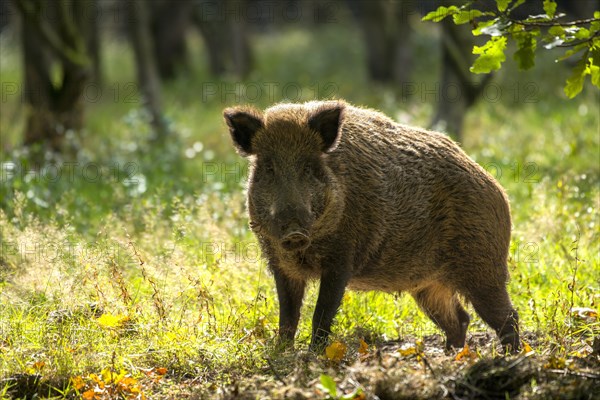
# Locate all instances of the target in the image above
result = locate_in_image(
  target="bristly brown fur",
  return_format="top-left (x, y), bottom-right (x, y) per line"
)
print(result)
top-left (224, 100), bottom-right (520, 352)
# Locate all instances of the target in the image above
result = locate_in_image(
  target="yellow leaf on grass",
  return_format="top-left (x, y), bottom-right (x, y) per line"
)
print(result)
top-left (101, 368), bottom-right (126, 384)
top-left (544, 356), bottom-right (566, 369)
top-left (521, 341), bottom-right (534, 354)
top-left (399, 344), bottom-right (418, 357)
top-left (455, 344), bottom-right (477, 361)
top-left (117, 376), bottom-right (139, 392)
top-left (32, 361), bottom-right (45, 370)
top-left (358, 339), bottom-right (369, 355)
top-left (398, 339), bottom-right (423, 357)
top-left (325, 341), bottom-right (347, 362)
top-left (96, 313), bottom-right (130, 329)
top-left (71, 376), bottom-right (86, 391)
top-left (82, 389), bottom-right (96, 400)
top-left (101, 368), bottom-right (113, 383)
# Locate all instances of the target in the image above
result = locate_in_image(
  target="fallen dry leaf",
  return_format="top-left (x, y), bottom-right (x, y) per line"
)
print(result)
top-left (455, 344), bottom-right (477, 362)
top-left (32, 361), bottom-right (45, 370)
top-left (521, 341), bottom-right (534, 355)
top-left (71, 376), bottom-right (86, 391)
top-left (326, 341), bottom-right (347, 362)
top-left (399, 346), bottom-right (417, 357)
top-left (358, 339), bottom-right (369, 355)
top-left (398, 340), bottom-right (423, 357)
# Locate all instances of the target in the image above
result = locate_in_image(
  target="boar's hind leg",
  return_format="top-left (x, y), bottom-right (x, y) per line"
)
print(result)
top-left (411, 284), bottom-right (470, 350)
top-left (273, 268), bottom-right (306, 347)
top-left (465, 283), bottom-right (520, 353)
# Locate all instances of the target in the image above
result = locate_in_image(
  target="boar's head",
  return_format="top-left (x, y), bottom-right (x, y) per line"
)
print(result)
top-left (224, 101), bottom-right (346, 252)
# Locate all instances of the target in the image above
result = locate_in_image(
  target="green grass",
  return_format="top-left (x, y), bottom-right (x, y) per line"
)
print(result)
top-left (1, 19), bottom-right (599, 399)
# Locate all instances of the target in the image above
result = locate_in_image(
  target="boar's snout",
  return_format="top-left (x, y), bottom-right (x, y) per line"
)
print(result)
top-left (271, 206), bottom-right (313, 251)
top-left (281, 228), bottom-right (311, 251)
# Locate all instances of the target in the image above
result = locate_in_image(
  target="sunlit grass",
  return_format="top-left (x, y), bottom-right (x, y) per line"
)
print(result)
top-left (1, 19), bottom-right (599, 399)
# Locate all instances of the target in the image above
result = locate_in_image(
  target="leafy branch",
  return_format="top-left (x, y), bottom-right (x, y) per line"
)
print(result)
top-left (423, 0), bottom-right (600, 98)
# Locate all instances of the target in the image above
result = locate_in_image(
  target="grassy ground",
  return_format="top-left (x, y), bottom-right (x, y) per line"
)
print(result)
top-left (1, 18), bottom-right (599, 400)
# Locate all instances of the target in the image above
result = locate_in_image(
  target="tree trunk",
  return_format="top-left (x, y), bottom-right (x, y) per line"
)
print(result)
top-left (347, 0), bottom-right (413, 85)
top-left (14, 0), bottom-right (92, 155)
top-left (194, 0), bottom-right (252, 78)
top-left (348, 0), bottom-right (392, 82)
top-left (194, 1), bottom-right (227, 76)
top-left (128, 0), bottom-right (168, 140)
top-left (431, 15), bottom-right (492, 141)
top-left (229, 0), bottom-right (252, 78)
top-left (392, 0), bottom-right (414, 88)
top-left (22, 17), bottom-right (57, 150)
top-left (88, 0), bottom-right (101, 84)
top-left (150, 0), bottom-right (192, 81)
top-left (0, 0), bottom-right (12, 33)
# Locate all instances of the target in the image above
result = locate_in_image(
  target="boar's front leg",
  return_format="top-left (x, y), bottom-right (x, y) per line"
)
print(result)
top-left (309, 261), bottom-right (351, 351)
top-left (273, 267), bottom-right (306, 347)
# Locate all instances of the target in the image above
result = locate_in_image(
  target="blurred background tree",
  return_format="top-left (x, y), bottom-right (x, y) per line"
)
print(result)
top-left (194, 0), bottom-right (253, 78)
top-left (2, 0), bottom-right (598, 156)
top-left (126, 0), bottom-right (169, 141)
top-left (10, 0), bottom-right (95, 155)
top-left (347, 0), bottom-right (414, 85)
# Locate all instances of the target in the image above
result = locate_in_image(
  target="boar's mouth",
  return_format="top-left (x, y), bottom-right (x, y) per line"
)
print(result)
top-left (280, 229), bottom-right (311, 252)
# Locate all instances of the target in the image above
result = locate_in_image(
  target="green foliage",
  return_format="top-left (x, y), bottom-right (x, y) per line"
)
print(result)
top-left (453, 9), bottom-right (486, 25)
top-left (471, 37), bottom-right (508, 73)
top-left (497, 0), bottom-right (511, 12)
top-left (422, 6), bottom-right (460, 22)
top-left (423, 0), bottom-right (600, 98)
top-left (565, 54), bottom-right (590, 98)
top-left (318, 374), bottom-right (364, 400)
top-left (542, 0), bottom-right (557, 19)
top-left (319, 375), bottom-right (339, 398)
top-left (513, 29), bottom-right (539, 70)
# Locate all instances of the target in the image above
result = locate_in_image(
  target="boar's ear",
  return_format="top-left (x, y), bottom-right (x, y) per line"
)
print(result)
top-left (308, 102), bottom-right (346, 153)
top-left (223, 107), bottom-right (264, 156)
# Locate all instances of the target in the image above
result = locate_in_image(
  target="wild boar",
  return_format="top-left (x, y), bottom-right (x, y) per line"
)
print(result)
top-left (224, 100), bottom-right (520, 352)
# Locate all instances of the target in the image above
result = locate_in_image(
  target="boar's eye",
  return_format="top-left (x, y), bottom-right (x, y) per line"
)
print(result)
top-left (254, 162), bottom-right (274, 182)
top-left (302, 164), bottom-right (313, 177)
top-left (263, 162), bottom-right (275, 174)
